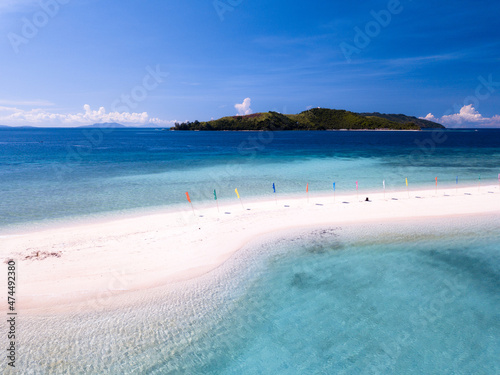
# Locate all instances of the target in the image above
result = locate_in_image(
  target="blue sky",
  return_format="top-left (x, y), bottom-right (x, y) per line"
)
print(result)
top-left (0, 0), bottom-right (499, 127)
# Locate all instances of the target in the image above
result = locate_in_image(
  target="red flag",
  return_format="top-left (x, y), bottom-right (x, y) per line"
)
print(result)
top-left (306, 183), bottom-right (309, 193)
top-left (185, 192), bottom-right (191, 203)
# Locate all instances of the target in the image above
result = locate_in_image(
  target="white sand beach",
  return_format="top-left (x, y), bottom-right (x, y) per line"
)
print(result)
top-left (2, 184), bottom-right (499, 314)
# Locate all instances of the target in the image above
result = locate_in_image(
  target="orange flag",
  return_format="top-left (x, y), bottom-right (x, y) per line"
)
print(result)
top-left (306, 183), bottom-right (309, 193)
top-left (185, 192), bottom-right (191, 203)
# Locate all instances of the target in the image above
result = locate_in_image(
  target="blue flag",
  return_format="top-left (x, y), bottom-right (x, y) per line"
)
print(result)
top-left (456, 176), bottom-right (458, 184)
top-left (272, 182), bottom-right (276, 193)
top-left (333, 182), bottom-right (335, 191)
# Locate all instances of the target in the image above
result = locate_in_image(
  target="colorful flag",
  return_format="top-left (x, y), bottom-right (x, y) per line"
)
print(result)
top-left (355, 181), bottom-right (358, 190)
top-left (235, 188), bottom-right (240, 199)
top-left (333, 182), bottom-right (336, 191)
top-left (213, 189), bottom-right (217, 200)
top-left (435, 177), bottom-right (438, 185)
top-left (273, 183), bottom-right (276, 193)
top-left (405, 178), bottom-right (408, 187)
top-left (456, 176), bottom-right (458, 184)
top-left (306, 183), bottom-right (309, 193)
top-left (383, 180), bottom-right (385, 189)
top-left (186, 191), bottom-right (195, 215)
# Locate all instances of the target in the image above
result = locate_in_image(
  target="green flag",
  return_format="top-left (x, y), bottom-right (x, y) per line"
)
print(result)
top-left (214, 189), bottom-right (217, 200)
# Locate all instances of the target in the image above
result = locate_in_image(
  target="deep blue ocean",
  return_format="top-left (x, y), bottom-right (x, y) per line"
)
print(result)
top-left (2, 128), bottom-right (499, 374)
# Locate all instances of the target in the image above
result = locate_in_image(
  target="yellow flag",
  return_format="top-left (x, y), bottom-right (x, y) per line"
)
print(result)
top-left (235, 188), bottom-right (240, 199)
top-left (405, 178), bottom-right (408, 187)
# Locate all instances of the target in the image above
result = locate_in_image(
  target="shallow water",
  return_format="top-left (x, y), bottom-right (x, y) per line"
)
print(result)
top-left (12, 217), bottom-right (500, 374)
top-left (2, 129), bottom-right (499, 373)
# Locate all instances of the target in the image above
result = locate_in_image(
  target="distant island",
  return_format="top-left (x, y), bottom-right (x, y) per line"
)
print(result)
top-left (77, 122), bottom-right (128, 128)
top-left (171, 108), bottom-right (444, 131)
top-left (0, 123), bottom-right (128, 129)
top-left (0, 125), bottom-right (37, 128)
top-left (0, 110), bottom-right (444, 130)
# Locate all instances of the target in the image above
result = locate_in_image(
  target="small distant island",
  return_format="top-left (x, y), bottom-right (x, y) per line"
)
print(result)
top-left (171, 108), bottom-right (443, 131)
top-left (0, 122), bottom-right (128, 129)
top-left (77, 122), bottom-right (128, 128)
top-left (0, 124), bottom-right (36, 129)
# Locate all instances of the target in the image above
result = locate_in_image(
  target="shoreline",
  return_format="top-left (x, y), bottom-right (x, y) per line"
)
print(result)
top-left (1, 184), bottom-right (499, 314)
top-left (1, 180), bottom-right (496, 236)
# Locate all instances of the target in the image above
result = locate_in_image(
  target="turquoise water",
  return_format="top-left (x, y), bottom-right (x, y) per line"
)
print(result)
top-left (15, 218), bottom-right (500, 374)
top-left (2, 129), bottom-right (499, 373)
top-left (1, 128), bottom-right (500, 229)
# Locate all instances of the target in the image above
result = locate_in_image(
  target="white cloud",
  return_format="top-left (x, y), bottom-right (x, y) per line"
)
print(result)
top-left (421, 113), bottom-right (438, 122)
top-left (420, 105), bottom-right (500, 128)
top-left (234, 98), bottom-right (252, 116)
top-left (0, 104), bottom-right (175, 127)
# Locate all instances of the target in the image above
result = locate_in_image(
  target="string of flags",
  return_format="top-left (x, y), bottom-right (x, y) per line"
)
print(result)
top-left (184, 175), bottom-right (498, 210)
